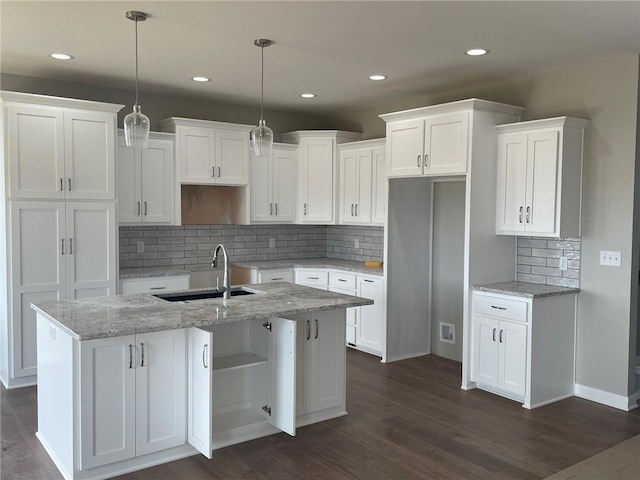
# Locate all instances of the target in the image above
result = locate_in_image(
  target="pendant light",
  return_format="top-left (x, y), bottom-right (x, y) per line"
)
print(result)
top-left (123, 11), bottom-right (150, 148)
top-left (251, 39), bottom-right (273, 157)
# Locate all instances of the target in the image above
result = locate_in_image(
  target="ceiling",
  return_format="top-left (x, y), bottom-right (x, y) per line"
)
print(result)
top-left (1, 1), bottom-right (639, 113)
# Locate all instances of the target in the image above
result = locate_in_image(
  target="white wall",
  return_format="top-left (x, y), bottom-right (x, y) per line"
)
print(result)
top-left (330, 55), bottom-right (640, 400)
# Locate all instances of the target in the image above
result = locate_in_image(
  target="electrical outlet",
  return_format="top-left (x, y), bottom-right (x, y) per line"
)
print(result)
top-left (269, 238), bottom-right (276, 249)
top-left (136, 241), bottom-right (144, 253)
top-left (354, 238), bottom-right (360, 249)
top-left (559, 256), bottom-right (568, 271)
top-left (600, 250), bottom-right (621, 267)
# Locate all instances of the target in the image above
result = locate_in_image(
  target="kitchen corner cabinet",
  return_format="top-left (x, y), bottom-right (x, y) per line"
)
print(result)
top-left (470, 290), bottom-right (576, 409)
top-left (159, 117), bottom-right (253, 186)
top-left (250, 144), bottom-right (297, 223)
top-left (338, 139), bottom-right (386, 225)
top-left (117, 132), bottom-right (175, 224)
top-left (382, 110), bottom-right (469, 178)
top-left (281, 130), bottom-right (362, 224)
top-left (496, 117), bottom-right (588, 237)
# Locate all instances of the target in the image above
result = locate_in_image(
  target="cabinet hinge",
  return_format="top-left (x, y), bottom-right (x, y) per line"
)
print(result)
top-left (263, 321), bottom-right (272, 332)
top-left (262, 405), bottom-right (272, 416)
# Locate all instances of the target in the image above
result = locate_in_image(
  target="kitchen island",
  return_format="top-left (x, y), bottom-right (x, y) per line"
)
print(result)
top-left (32, 283), bottom-right (372, 480)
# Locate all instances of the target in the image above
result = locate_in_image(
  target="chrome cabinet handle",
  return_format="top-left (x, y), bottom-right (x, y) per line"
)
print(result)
top-left (308, 276), bottom-right (319, 280)
top-left (519, 206), bottom-right (523, 223)
top-left (417, 155), bottom-right (421, 167)
top-left (218, 166), bottom-right (221, 178)
top-left (202, 344), bottom-right (208, 368)
top-left (68, 178), bottom-right (72, 191)
top-left (144, 201), bottom-right (148, 216)
top-left (140, 343), bottom-right (145, 367)
top-left (69, 238), bottom-right (73, 255)
top-left (149, 286), bottom-right (166, 290)
top-left (306, 320), bottom-right (311, 340)
top-left (272, 277), bottom-right (283, 281)
top-left (364, 279), bottom-right (374, 283)
top-left (491, 305), bottom-right (506, 311)
top-left (338, 278), bottom-right (347, 282)
top-left (275, 203), bottom-right (278, 216)
top-left (492, 328), bottom-right (497, 342)
top-left (304, 203), bottom-right (307, 216)
top-left (129, 344), bottom-right (134, 369)
top-left (212, 167), bottom-right (215, 177)
top-left (526, 206), bottom-right (531, 224)
top-left (270, 203), bottom-right (273, 215)
top-left (315, 318), bottom-right (319, 339)
top-left (355, 204), bottom-right (358, 216)
top-left (61, 239), bottom-right (65, 255)
top-left (425, 154), bottom-right (429, 168)
top-left (499, 330), bottom-right (504, 343)
top-left (137, 201), bottom-right (141, 216)
top-left (351, 204), bottom-right (354, 216)
top-left (60, 178), bottom-right (64, 191)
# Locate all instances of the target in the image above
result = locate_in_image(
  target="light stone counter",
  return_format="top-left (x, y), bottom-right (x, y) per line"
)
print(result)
top-left (32, 282), bottom-right (372, 341)
top-left (232, 258), bottom-right (383, 276)
top-left (472, 281), bottom-right (579, 298)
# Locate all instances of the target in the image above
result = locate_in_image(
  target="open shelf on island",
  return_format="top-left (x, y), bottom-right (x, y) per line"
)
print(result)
top-left (212, 352), bottom-right (267, 372)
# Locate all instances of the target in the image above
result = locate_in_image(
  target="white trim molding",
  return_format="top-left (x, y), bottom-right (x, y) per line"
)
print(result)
top-left (574, 383), bottom-right (638, 412)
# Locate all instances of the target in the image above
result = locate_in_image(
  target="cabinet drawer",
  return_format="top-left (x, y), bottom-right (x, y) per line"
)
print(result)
top-left (120, 275), bottom-right (189, 295)
top-left (329, 271), bottom-right (356, 289)
top-left (294, 270), bottom-right (328, 286)
top-left (473, 294), bottom-right (528, 322)
top-left (259, 269), bottom-right (294, 284)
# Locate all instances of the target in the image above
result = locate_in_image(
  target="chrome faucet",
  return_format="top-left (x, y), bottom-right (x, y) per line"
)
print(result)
top-left (211, 244), bottom-right (231, 299)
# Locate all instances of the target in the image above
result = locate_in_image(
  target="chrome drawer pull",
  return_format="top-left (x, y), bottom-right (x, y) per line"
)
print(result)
top-left (492, 328), bottom-right (497, 342)
top-left (140, 343), bottom-right (145, 367)
top-left (315, 318), bottom-right (319, 339)
top-left (306, 320), bottom-right (311, 341)
top-left (149, 287), bottom-right (166, 290)
top-left (202, 344), bottom-right (208, 368)
top-left (491, 305), bottom-right (507, 310)
top-left (499, 330), bottom-right (504, 343)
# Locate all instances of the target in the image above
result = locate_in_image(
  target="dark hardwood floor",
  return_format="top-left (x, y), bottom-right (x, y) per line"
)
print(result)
top-left (3, 350), bottom-right (640, 479)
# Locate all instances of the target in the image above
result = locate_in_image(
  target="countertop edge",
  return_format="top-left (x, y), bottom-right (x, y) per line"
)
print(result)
top-left (472, 282), bottom-right (580, 299)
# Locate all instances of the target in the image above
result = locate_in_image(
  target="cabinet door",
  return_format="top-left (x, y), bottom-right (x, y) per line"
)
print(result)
top-left (216, 129), bottom-right (249, 185)
top-left (424, 112), bottom-right (469, 175)
top-left (10, 202), bottom-right (66, 378)
top-left (135, 329), bottom-right (187, 456)
top-left (496, 134), bottom-right (528, 233)
top-left (116, 136), bottom-right (142, 223)
top-left (7, 105), bottom-right (65, 199)
top-left (307, 310), bottom-right (346, 412)
top-left (372, 146), bottom-right (387, 225)
top-left (187, 328), bottom-right (213, 459)
top-left (329, 286), bottom-right (357, 347)
top-left (64, 110), bottom-right (116, 200)
top-left (299, 138), bottom-right (334, 223)
top-left (357, 276), bottom-right (384, 354)
top-left (80, 336), bottom-right (136, 469)
top-left (353, 150), bottom-right (373, 223)
top-left (250, 152), bottom-right (273, 222)
top-left (472, 315), bottom-right (499, 388)
top-left (178, 126), bottom-right (216, 184)
top-left (340, 150), bottom-right (358, 222)
top-left (66, 203), bottom-right (116, 299)
top-left (141, 138), bottom-right (174, 223)
top-left (525, 131), bottom-right (559, 235)
top-left (273, 149), bottom-right (297, 222)
top-left (386, 119), bottom-right (424, 177)
top-left (267, 317), bottom-right (297, 436)
top-left (498, 321), bottom-right (527, 397)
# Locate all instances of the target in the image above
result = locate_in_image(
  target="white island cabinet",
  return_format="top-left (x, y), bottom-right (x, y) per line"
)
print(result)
top-left (32, 282), bottom-right (362, 480)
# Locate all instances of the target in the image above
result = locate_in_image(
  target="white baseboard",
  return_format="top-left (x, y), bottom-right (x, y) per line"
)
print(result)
top-left (574, 383), bottom-right (638, 411)
top-left (382, 350), bottom-right (430, 363)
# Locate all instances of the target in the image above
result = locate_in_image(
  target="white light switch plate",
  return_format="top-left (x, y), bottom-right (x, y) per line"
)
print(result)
top-left (269, 238), bottom-right (276, 249)
top-left (354, 238), bottom-right (360, 248)
top-left (559, 256), bottom-right (568, 270)
top-left (600, 250), bottom-right (621, 267)
top-left (137, 241), bottom-right (144, 253)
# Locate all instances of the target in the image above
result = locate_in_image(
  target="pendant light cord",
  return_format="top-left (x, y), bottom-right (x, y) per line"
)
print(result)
top-left (134, 19), bottom-right (140, 106)
top-left (260, 43), bottom-right (264, 122)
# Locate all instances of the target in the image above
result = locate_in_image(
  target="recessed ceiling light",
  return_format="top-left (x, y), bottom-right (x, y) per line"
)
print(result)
top-left (466, 48), bottom-right (488, 56)
top-left (300, 93), bottom-right (316, 98)
top-left (50, 53), bottom-right (73, 60)
top-left (192, 76), bottom-right (210, 82)
top-left (368, 74), bottom-right (387, 81)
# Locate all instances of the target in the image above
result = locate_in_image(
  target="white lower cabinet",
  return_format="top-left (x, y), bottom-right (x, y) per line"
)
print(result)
top-left (80, 329), bottom-right (186, 469)
top-left (471, 290), bottom-right (576, 408)
top-left (356, 275), bottom-right (385, 355)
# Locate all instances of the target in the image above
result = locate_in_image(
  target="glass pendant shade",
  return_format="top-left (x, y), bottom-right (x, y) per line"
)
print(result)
top-left (124, 104), bottom-right (150, 148)
top-left (251, 119), bottom-right (273, 157)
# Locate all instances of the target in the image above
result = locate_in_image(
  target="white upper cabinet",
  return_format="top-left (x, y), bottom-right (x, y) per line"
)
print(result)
top-left (250, 144), bottom-right (297, 223)
top-left (4, 94), bottom-right (121, 200)
top-left (338, 139), bottom-right (386, 226)
top-left (496, 117), bottom-right (588, 237)
top-left (383, 111), bottom-right (468, 178)
top-left (159, 117), bottom-right (252, 186)
top-left (281, 131), bottom-right (362, 224)
top-left (117, 132), bottom-right (174, 224)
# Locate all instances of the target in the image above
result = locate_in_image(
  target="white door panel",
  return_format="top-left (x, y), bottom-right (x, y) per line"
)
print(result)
top-left (187, 327), bottom-right (213, 458)
top-left (267, 317), bottom-right (297, 436)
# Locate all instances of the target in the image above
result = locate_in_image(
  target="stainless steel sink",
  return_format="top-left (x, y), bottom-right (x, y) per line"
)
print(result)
top-left (153, 288), bottom-right (257, 302)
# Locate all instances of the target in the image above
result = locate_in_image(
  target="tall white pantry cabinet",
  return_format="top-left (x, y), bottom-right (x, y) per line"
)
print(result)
top-left (0, 91), bottom-right (122, 388)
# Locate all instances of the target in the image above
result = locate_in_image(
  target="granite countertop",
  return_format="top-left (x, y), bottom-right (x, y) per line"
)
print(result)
top-left (233, 258), bottom-right (384, 276)
top-left (472, 281), bottom-right (580, 298)
top-left (32, 282), bottom-right (373, 341)
top-left (120, 267), bottom-right (191, 279)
